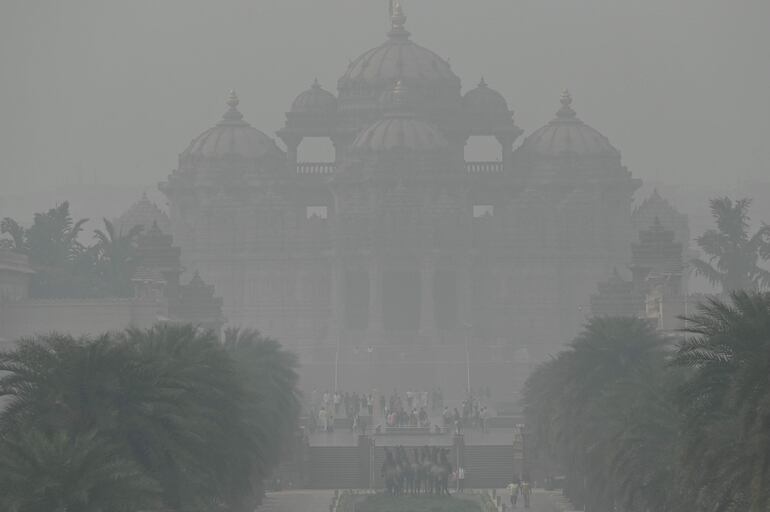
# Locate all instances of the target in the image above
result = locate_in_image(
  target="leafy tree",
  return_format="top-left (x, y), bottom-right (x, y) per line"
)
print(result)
top-left (224, 328), bottom-right (301, 478)
top-left (0, 204), bottom-right (146, 298)
top-left (691, 197), bottom-right (770, 292)
top-left (0, 429), bottom-right (160, 512)
top-left (0, 201), bottom-right (93, 297)
top-left (0, 218), bottom-right (26, 252)
top-left (0, 324), bottom-right (301, 512)
top-left (674, 291), bottom-right (770, 512)
top-left (524, 317), bottom-right (670, 512)
top-left (92, 218), bottom-right (143, 296)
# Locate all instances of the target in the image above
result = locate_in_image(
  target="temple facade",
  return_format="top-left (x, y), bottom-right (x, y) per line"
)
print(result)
top-left (160, 4), bottom-right (643, 392)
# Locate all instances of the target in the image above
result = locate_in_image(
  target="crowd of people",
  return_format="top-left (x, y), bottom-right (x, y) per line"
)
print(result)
top-left (306, 387), bottom-right (447, 433)
top-left (441, 391), bottom-right (492, 433)
top-left (306, 386), bottom-right (497, 435)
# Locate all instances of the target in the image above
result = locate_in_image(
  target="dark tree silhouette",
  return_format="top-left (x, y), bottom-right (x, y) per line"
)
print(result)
top-left (691, 197), bottom-right (770, 292)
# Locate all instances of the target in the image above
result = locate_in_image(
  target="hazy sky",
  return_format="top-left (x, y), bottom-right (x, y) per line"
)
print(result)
top-left (1, 0), bottom-right (769, 193)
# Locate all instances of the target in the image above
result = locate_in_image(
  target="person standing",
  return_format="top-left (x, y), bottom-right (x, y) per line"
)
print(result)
top-left (319, 406), bottom-right (328, 433)
top-left (457, 466), bottom-right (465, 493)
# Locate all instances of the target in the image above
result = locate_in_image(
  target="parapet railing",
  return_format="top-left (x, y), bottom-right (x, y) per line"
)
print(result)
top-left (297, 162), bottom-right (336, 175)
top-left (465, 161), bottom-right (504, 173)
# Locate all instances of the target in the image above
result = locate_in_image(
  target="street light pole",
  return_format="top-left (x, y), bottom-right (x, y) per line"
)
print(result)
top-left (367, 346), bottom-right (374, 392)
top-left (463, 323), bottom-right (471, 396)
top-left (334, 331), bottom-right (341, 391)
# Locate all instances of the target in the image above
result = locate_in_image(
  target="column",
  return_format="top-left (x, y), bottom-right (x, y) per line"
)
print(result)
top-left (419, 258), bottom-right (436, 340)
top-left (457, 263), bottom-right (472, 329)
top-left (368, 259), bottom-right (384, 337)
top-left (497, 134), bottom-right (514, 173)
top-left (279, 134), bottom-right (301, 172)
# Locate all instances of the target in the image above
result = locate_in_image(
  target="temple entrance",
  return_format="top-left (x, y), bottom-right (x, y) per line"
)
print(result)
top-left (383, 269), bottom-right (421, 332)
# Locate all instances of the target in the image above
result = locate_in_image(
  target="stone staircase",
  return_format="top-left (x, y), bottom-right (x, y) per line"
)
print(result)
top-left (463, 445), bottom-right (515, 489)
top-left (308, 446), bottom-right (361, 489)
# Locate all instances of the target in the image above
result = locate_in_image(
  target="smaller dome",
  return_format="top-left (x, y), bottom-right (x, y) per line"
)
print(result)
top-left (353, 82), bottom-right (449, 153)
top-left (518, 91), bottom-right (619, 158)
top-left (182, 91), bottom-right (284, 161)
top-left (352, 117), bottom-right (449, 153)
top-left (463, 77), bottom-right (509, 115)
top-left (114, 193), bottom-right (171, 234)
top-left (291, 79), bottom-right (337, 114)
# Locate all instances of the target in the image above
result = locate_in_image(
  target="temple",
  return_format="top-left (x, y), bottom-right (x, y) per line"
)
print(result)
top-left (157, 4), bottom-right (678, 394)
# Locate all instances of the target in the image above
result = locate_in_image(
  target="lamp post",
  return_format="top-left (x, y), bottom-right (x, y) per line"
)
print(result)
top-left (463, 323), bottom-right (472, 396)
top-left (367, 346), bottom-right (374, 392)
top-left (334, 331), bottom-right (341, 391)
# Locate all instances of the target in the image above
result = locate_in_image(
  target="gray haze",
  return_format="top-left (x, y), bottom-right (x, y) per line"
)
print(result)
top-left (2, 0), bottom-right (769, 194)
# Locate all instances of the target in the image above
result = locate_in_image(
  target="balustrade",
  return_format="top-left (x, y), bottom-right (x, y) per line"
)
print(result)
top-left (465, 161), bottom-right (503, 173)
top-left (297, 162), bottom-right (336, 175)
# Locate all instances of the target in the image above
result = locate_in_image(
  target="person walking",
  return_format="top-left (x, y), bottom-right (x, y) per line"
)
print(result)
top-left (507, 481), bottom-right (520, 508)
top-left (521, 481), bottom-right (532, 509)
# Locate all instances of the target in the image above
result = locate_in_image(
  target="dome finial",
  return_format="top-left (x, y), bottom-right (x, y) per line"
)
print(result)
top-left (479, 76), bottom-right (488, 87)
top-left (392, 80), bottom-right (407, 107)
top-left (556, 89), bottom-right (576, 118)
top-left (380, 80), bottom-right (415, 116)
top-left (221, 90), bottom-right (245, 123)
top-left (390, 0), bottom-right (407, 32)
top-left (312, 77), bottom-right (320, 88)
top-left (227, 89), bottom-right (239, 109)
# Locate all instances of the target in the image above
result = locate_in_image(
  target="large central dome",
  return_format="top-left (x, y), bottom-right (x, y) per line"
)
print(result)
top-left (337, 2), bottom-right (461, 104)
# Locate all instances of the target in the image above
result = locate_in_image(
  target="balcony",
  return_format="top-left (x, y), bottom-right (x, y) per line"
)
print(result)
top-left (465, 161), bottom-right (503, 173)
top-left (297, 162), bottom-right (336, 175)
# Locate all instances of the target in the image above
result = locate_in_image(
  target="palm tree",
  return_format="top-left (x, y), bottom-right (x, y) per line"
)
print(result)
top-left (674, 291), bottom-right (770, 512)
top-left (93, 218), bottom-right (143, 296)
top-left (223, 328), bottom-right (301, 509)
top-left (0, 428), bottom-right (160, 512)
top-left (1, 202), bottom-right (93, 297)
top-left (0, 326), bottom-right (243, 510)
top-left (691, 197), bottom-right (770, 292)
top-left (0, 217), bottom-right (26, 252)
top-left (23, 201), bottom-right (89, 269)
top-left (524, 317), bottom-right (669, 511)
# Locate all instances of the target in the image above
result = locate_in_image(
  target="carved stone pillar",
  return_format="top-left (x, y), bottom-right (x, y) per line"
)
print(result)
top-left (419, 258), bottom-right (436, 339)
top-left (457, 263), bottom-right (472, 329)
top-left (497, 134), bottom-right (514, 173)
top-left (331, 135), bottom-right (351, 165)
top-left (279, 134), bottom-right (301, 172)
top-left (368, 259), bottom-right (384, 337)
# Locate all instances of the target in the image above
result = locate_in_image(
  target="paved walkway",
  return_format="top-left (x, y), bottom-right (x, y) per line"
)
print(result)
top-left (496, 489), bottom-right (575, 512)
top-left (256, 489), bottom-right (571, 512)
top-left (257, 490), bottom-right (334, 512)
top-left (309, 427), bottom-right (515, 447)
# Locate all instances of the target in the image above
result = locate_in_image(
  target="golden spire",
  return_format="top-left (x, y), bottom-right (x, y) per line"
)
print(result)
top-left (390, 0), bottom-right (406, 30)
top-left (226, 89), bottom-right (239, 109)
top-left (557, 89), bottom-right (576, 119)
top-left (221, 89), bottom-right (244, 123)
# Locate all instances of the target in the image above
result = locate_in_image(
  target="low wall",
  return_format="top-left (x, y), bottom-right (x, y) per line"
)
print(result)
top-left (0, 297), bottom-right (166, 343)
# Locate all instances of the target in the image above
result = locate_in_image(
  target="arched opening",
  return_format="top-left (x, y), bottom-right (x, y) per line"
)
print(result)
top-left (298, 137), bottom-right (336, 164)
top-left (464, 135), bottom-right (501, 162)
